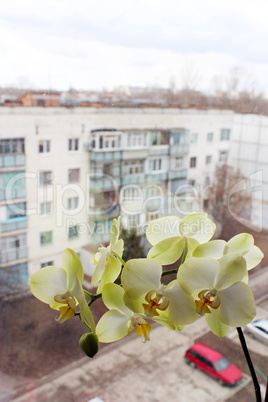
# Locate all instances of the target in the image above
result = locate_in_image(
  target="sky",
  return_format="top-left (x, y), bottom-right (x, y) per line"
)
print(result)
top-left (1, 0), bottom-right (268, 94)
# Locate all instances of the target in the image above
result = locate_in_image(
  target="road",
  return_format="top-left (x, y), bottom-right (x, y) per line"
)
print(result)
top-left (3, 267), bottom-right (268, 402)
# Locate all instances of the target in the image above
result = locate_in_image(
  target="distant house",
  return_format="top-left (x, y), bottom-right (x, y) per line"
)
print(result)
top-left (18, 91), bottom-right (61, 107)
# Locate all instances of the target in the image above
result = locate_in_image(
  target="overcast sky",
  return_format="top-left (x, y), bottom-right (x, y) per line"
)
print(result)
top-left (1, 0), bottom-right (268, 93)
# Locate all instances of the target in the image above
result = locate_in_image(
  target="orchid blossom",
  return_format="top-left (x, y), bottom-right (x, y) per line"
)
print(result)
top-left (92, 217), bottom-right (124, 293)
top-left (30, 248), bottom-right (96, 332)
top-left (146, 213), bottom-right (215, 265)
top-left (121, 258), bottom-right (198, 328)
top-left (193, 233), bottom-right (263, 272)
top-left (177, 254), bottom-right (256, 336)
top-left (96, 283), bottom-right (152, 343)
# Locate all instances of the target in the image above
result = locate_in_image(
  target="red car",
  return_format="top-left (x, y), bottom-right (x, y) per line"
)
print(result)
top-left (184, 342), bottom-right (243, 386)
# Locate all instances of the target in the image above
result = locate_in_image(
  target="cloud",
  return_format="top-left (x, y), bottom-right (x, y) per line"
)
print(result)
top-left (0, 0), bottom-right (268, 91)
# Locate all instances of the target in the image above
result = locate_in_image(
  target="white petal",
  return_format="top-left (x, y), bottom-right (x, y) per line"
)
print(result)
top-left (244, 245), bottom-right (264, 270)
top-left (177, 257), bottom-right (218, 294)
top-left (193, 240), bottom-right (226, 259)
top-left (224, 233), bottom-right (254, 255)
top-left (164, 282), bottom-right (198, 325)
top-left (96, 310), bottom-right (129, 343)
top-left (218, 282), bottom-right (256, 327)
top-left (121, 258), bottom-right (162, 299)
top-left (146, 216), bottom-right (181, 245)
top-left (215, 254), bottom-right (247, 290)
top-left (205, 308), bottom-right (230, 337)
top-left (102, 283), bottom-right (132, 315)
top-left (30, 266), bottom-right (67, 309)
top-left (179, 213), bottom-right (215, 243)
top-left (91, 249), bottom-right (108, 285)
top-left (62, 248), bottom-right (84, 287)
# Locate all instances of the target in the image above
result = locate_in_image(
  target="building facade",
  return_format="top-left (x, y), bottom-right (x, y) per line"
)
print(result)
top-left (2, 106), bottom-right (260, 295)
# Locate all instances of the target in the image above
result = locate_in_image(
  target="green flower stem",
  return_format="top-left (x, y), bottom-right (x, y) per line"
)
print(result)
top-left (236, 327), bottom-right (261, 402)
top-left (88, 292), bottom-right (102, 307)
top-left (161, 269), bottom-right (178, 277)
top-left (112, 252), bottom-right (126, 267)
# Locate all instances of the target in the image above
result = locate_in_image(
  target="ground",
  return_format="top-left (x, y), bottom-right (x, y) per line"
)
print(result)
top-left (0, 293), bottom-right (107, 379)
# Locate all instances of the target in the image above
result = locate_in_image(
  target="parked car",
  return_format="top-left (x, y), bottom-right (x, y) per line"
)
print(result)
top-left (246, 319), bottom-right (268, 344)
top-left (184, 342), bottom-right (243, 386)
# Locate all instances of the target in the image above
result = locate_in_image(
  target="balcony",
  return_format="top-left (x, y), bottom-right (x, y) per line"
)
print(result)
top-left (0, 248), bottom-right (28, 265)
top-left (0, 188), bottom-right (26, 201)
top-left (0, 154), bottom-right (25, 168)
top-left (1, 216), bottom-right (27, 233)
top-left (169, 169), bottom-right (188, 180)
top-left (170, 144), bottom-right (189, 156)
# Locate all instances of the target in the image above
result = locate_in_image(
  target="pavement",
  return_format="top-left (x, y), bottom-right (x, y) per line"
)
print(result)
top-left (2, 267), bottom-right (268, 402)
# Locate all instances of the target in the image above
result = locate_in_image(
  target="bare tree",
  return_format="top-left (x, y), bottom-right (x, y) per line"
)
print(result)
top-left (206, 164), bottom-right (251, 228)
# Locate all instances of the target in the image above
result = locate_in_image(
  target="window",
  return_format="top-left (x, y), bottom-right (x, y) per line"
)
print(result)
top-left (68, 168), bottom-right (80, 183)
top-left (0, 138), bottom-right (25, 154)
top-left (206, 155), bottom-right (212, 164)
top-left (190, 157), bottom-right (197, 168)
top-left (175, 156), bottom-right (183, 169)
top-left (219, 150), bottom-right (228, 163)
top-left (204, 176), bottom-right (210, 186)
top-left (40, 231), bottom-right (53, 246)
top-left (149, 159), bottom-right (162, 171)
top-left (40, 202), bottom-right (52, 215)
top-left (149, 131), bottom-right (169, 146)
top-left (40, 261), bottom-right (54, 268)
top-left (68, 225), bottom-right (78, 239)
top-left (68, 138), bottom-right (79, 151)
top-left (7, 202), bottom-right (26, 219)
top-left (207, 132), bottom-right (213, 142)
top-left (39, 140), bottom-right (51, 153)
top-left (123, 160), bottom-right (144, 175)
top-left (191, 133), bottom-right (198, 143)
top-left (39, 171), bottom-right (52, 185)
top-left (67, 197), bottom-right (79, 210)
top-left (131, 133), bottom-right (144, 147)
top-left (220, 129), bottom-right (230, 141)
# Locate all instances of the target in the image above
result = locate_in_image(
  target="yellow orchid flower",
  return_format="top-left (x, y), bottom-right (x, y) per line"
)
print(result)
top-left (177, 254), bottom-right (256, 337)
top-left (96, 283), bottom-right (152, 343)
top-left (192, 233), bottom-right (263, 271)
top-left (92, 217), bottom-right (124, 294)
top-left (146, 213), bottom-right (216, 265)
top-left (30, 248), bottom-right (96, 332)
top-left (121, 258), bottom-right (198, 328)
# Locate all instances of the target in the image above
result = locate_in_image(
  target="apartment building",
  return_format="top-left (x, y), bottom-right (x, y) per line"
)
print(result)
top-left (0, 107), bottom-right (236, 295)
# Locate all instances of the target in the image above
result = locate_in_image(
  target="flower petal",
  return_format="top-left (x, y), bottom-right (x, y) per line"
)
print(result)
top-left (96, 254), bottom-right (122, 294)
top-left (193, 240), bottom-right (226, 259)
top-left (96, 309), bottom-right (129, 343)
top-left (91, 249), bottom-right (108, 285)
top-left (215, 254), bottom-right (247, 290)
top-left (121, 258), bottom-right (162, 299)
top-left (147, 236), bottom-right (186, 265)
top-left (164, 282), bottom-right (198, 325)
top-left (30, 266), bottom-right (67, 309)
top-left (102, 283), bottom-right (131, 315)
top-left (243, 245), bottom-right (264, 270)
top-left (177, 257), bottom-right (218, 295)
top-left (110, 217), bottom-right (121, 248)
top-left (62, 248), bottom-right (84, 287)
top-left (112, 239), bottom-right (124, 256)
top-left (218, 282), bottom-right (256, 327)
top-left (179, 213), bottom-right (215, 243)
top-left (146, 216), bottom-right (181, 245)
top-left (224, 233), bottom-right (254, 255)
top-left (205, 308), bottom-right (230, 337)
top-left (123, 292), bottom-right (146, 314)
